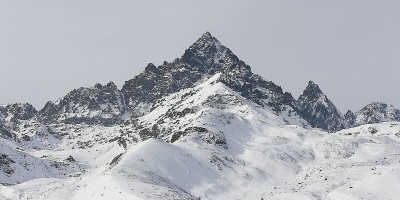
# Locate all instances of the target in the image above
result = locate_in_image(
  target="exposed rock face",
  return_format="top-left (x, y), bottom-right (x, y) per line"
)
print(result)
top-left (32, 32), bottom-right (299, 127)
top-left (344, 110), bottom-right (356, 128)
top-left (0, 103), bottom-right (37, 139)
top-left (121, 32), bottom-right (248, 117)
top-left (297, 81), bottom-right (344, 132)
top-left (0, 103), bottom-right (37, 122)
top-left (2, 32), bottom-right (400, 134)
top-left (0, 123), bottom-right (13, 139)
top-left (353, 102), bottom-right (400, 125)
top-left (121, 32), bottom-right (302, 125)
top-left (219, 73), bottom-right (298, 114)
top-left (181, 32), bottom-right (298, 116)
top-left (37, 82), bottom-right (126, 126)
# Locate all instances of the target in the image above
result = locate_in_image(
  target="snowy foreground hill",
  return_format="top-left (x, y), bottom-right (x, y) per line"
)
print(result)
top-left (1, 33), bottom-right (400, 200)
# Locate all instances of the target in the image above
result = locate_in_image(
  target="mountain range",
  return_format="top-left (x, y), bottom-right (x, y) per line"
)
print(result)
top-left (1, 32), bottom-right (400, 200)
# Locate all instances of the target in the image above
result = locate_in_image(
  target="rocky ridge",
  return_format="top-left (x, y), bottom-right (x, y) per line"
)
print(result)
top-left (1, 32), bottom-right (399, 138)
top-left (297, 81), bottom-right (345, 132)
top-left (1, 32), bottom-right (400, 200)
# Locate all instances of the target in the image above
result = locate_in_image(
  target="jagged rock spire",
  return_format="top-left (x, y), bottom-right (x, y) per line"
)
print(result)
top-left (344, 110), bottom-right (356, 127)
top-left (193, 32), bottom-right (221, 46)
top-left (121, 32), bottom-right (250, 117)
top-left (182, 32), bottom-right (241, 71)
top-left (298, 81), bottom-right (344, 132)
top-left (303, 81), bottom-right (323, 96)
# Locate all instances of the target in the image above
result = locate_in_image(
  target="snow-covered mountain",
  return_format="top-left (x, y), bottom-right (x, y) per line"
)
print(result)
top-left (354, 102), bottom-right (400, 125)
top-left (1, 32), bottom-right (400, 200)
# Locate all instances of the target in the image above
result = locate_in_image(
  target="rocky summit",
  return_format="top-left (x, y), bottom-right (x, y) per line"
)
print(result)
top-left (1, 32), bottom-right (400, 200)
top-left (297, 81), bottom-right (345, 132)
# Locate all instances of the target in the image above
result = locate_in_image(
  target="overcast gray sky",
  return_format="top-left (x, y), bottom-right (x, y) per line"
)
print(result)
top-left (1, 0), bottom-right (399, 113)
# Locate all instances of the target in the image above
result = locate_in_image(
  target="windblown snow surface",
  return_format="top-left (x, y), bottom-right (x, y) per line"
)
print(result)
top-left (1, 74), bottom-right (400, 200)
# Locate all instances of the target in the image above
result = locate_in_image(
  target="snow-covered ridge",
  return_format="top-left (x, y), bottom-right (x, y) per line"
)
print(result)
top-left (1, 32), bottom-right (400, 200)
top-left (355, 102), bottom-right (400, 125)
top-left (2, 32), bottom-right (398, 132)
top-left (3, 88), bottom-right (400, 199)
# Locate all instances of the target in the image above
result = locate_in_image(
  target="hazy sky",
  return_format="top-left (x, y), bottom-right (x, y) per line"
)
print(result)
top-left (1, 1), bottom-right (399, 113)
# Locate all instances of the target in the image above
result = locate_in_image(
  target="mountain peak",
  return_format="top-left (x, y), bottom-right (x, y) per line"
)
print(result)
top-left (298, 81), bottom-right (344, 132)
top-left (304, 81), bottom-right (323, 95)
top-left (201, 31), bottom-right (213, 39)
top-left (121, 32), bottom-right (250, 117)
top-left (360, 102), bottom-right (398, 114)
top-left (197, 31), bottom-right (219, 44)
top-left (366, 101), bottom-right (389, 108)
top-left (187, 31), bottom-right (223, 53)
top-left (180, 32), bottom-right (243, 73)
top-left (299, 81), bottom-right (332, 107)
top-left (0, 103), bottom-right (38, 121)
top-left (307, 80), bottom-right (317, 86)
top-left (144, 63), bottom-right (160, 74)
top-left (359, 102), bottom-right (397, 113)
top-left (353, 101), bottom-right (400, 125)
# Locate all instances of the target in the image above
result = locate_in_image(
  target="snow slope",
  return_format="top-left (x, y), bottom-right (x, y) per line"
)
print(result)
top-left (2, 73), bottom-right (400, 200)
